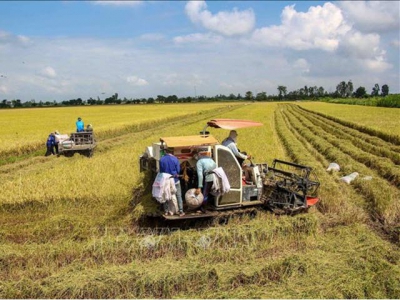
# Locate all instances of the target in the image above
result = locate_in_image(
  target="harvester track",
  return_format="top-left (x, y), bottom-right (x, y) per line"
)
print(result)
top-left (138, 206), bottom-right (264, 231)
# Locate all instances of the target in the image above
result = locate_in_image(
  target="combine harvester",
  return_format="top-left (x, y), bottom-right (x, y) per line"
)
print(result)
top-left (58, 130), bottom-right (97, 158)
top-left (139, 119), bottom-right (320, 221)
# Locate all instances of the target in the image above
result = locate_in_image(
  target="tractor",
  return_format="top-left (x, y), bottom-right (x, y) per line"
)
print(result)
top-left (139, 119), bottom-right (320, 220)
top-left (58, 130), bottom-right (96, 158)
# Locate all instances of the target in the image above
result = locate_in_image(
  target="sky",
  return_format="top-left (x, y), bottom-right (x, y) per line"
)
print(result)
top-left (0, 1), bottom-right (399, 102)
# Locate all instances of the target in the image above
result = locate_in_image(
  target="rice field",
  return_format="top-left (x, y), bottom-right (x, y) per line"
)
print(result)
top-left (0, 102), bottom-right (399, 298)
top-left (0, 103), bottom-right (236, 158)
top-left (298, 102), bottom-right (400, 141)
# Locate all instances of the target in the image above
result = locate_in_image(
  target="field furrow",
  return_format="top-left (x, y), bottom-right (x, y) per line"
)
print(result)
top-left (293, 105), bottom-right (400, 165)
top-left (275, 105), bottom-right (368, 222)
top-left (297, 105), bottom-right (400, 145)
top-left (278, 104), bottom-right (399, 239)
top-left (287, 105), bottom-right (400, 186)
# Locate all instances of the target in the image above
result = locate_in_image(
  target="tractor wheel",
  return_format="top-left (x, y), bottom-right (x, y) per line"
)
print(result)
top-left (64, 151), bottom-right (74, 157)
top-left (83, 149), bottom-right (93, 158)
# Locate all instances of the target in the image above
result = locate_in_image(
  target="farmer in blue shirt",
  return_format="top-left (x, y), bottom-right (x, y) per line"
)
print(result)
top-left (76, 117), bottom-right (84, 132)
top-left (45, 132), bottom-right (56, 156)
top-left (159, 147), bottom-right (185, 216)
top-left (194, 150), bottom-right (217, 213)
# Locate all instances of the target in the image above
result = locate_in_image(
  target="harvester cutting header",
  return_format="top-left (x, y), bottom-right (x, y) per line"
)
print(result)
top-left (139, 119), bottom-right (320, 220)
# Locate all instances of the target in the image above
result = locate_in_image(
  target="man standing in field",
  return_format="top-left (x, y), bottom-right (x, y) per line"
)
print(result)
top-left (159, 147), bottom-right (185, 217)
top-left (76, 117), bottom-right (84, 132)
top-left (45, 132), bottom-right (56, 156)
top-left (222, 130), bottom-right (251, 166)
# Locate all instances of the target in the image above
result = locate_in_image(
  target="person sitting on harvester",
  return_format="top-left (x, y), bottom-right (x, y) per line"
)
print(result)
top-left (222, 130), bottom-right (251, 166)
top-left (76, 117), bottom-right (84, 132)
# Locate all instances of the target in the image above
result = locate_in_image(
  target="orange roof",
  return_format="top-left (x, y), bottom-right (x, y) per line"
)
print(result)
top-left (207, 119), bottom-right (263, 130)
top-left (160, 135), bottom-right (219, 147)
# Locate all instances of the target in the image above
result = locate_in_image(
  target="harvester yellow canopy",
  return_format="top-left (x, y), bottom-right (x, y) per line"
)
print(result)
top-left (160, 135), bottom-right (219, 148)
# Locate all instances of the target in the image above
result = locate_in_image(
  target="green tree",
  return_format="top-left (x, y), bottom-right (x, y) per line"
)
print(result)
top-left (336, 81), bottom-right (347, 97)
top-left (308, 86), bottom-right (315, 98)
top-left (245, 91), bottom-right (253, 100)
top-left (1, 99), bottom-right (9, 108)
top-left (372, 83), bottom-right (380, 96)
top-left (277, 86), bottom-right (287, 100)
top-left (12, 99), bottom-right (22, 107)
top-left (345, 80), bottom-right (353, 97)
top-left (381, 84), bottom-right (389, 96)
top-left (255, 92), bottom-right (267, 101)
top-left (87, 97), bottom-right (96, 105)
top-left (354, 86), bottom-right (367, 98)
top-left (156, 95), bottom-right (165, 103)
top-left (228, 93), bottom-right (236, 100)
top-left (166, 95), bottom-right (178, 103)
top-left (317, 86), bottom-right (325, 97)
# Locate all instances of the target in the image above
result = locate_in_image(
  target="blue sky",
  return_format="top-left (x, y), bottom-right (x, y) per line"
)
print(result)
top-left (0, 1), bottom-right (398, 102)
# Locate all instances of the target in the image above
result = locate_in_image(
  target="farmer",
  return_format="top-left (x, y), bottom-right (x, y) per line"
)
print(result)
top-left (86, 124), bottom-right (93, 132)
top-left (159, 147), bottom-right (185, 217)
top-left (194, 149), bottom-right (216, 213)
top-left (76, 117), bottom-right (84, 132)
top-left (54, 130), bottom-right (61, 154)
top-left (45, 132), bottom-right (56, 156)
top-left (222, 130), bottom-right (251, 166)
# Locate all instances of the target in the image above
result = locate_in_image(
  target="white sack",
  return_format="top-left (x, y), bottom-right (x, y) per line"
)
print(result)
top-left (185, 188), bottom-right (204, 209)
top-left (340, 172), bottom-right (359, 184)
top-left (327, 162), bottom-right (340, 172)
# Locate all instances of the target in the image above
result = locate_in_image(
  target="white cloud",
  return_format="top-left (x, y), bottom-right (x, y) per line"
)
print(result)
top-left (173, 32), bottom-right (223, 44)
top-left (219, 82), bottom-right (234, 90)
top-left (362, 59), bottom-right (392, 73)
top-left (38, 66), bottom-right (57, 79)
top-left (338, 31), bottom-right (383, 59)
top-left (252, 3), bottom-right (351, 51)
top-left (339, 1), bottom-right (400, 33)
top-left (140, 33), bottom-right (166, 42)
top-left (0, 85), bottom-right (9, 94)
top-left (126, 76), bottom-right (148, 86)
top-left (185, 0), bottom-right (255, 36)
top-left (293, 58), bottom-right (310, 74)
top-left (92, 1), bottom-right (143, 7)
top-left (250, 2), bottom-right (393, 74)
top-left (390, 39), bottom-right (400, 48)
top-left (0, 30), bottom-right (32, 47)
top-left (159, 72), bottom-right (204, 89)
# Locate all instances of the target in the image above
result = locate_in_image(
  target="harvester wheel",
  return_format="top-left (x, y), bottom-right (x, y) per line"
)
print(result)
top-left (64, 151), bottom-right (74, 157)
top-left (86, 149), bottom-right (94, 158)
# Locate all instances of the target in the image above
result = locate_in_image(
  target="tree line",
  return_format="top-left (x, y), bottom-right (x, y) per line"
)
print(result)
top-left (0, 81), bottom-right (392, 108)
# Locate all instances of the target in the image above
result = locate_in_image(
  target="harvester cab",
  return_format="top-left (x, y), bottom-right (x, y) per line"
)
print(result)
top-left (139, 119), bottom-right (320, 220)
